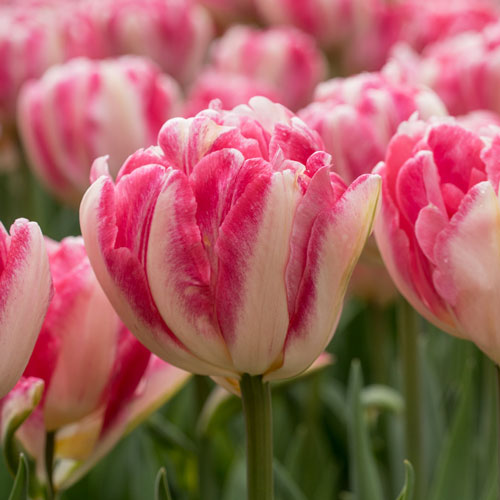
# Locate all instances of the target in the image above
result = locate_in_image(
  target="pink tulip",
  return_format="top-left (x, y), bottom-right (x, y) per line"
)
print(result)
top-left (18, 56), bottom-right (183, 206)
top-left (387, 23), bottom-right (500, 116)
top-left (0, 6), bottom-right (62, 121)
top-left (209, 26), bottom-right (326, 110)
top-left (184, 71), bottom-right (279, 117)
top-left (102, 0), bottom-right (214, 84)
top-left (80, 97), bottom-right (381, 382)
top-left (300, 71), bottom-right (447, 184)
top-left (375, 116), bottom-right (500, 362)
top-left (0, 219), bottom-right (51, 398)
top-left (254, 0), bottom-right (381, 49)
top-left (0, 236), bottom-right (189, 491)
top-left (343, 0), bottom-right (498, 73)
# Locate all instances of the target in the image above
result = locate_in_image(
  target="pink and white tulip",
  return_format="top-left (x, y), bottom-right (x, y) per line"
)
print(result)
top-left (0, 6), bottom-right (61, 121)
top-left (102, 0), bottom-right (214, 84)
top-left (300, 72), bottom-right (447, 183)
top-left (0, 219), bottom-right (51, 398)
top-left (80, 97), bottom-right (381, 382)
top-left (18, 56), bottom-right (182, 206)
top-left (0, 236), bottom-right (189, 491)
top-left (209, 26), bottom-right (326, 110)
top-left (375, 116), bottom-right (500, 362)
top-left (387, 23), bottom-right (500, 116)
top-left (184, 71), bottom-right (279, 117)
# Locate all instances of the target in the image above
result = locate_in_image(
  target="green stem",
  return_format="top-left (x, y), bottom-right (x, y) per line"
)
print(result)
top-left (240, 374), bottom-right (274, 500)
top-left (398, 298), bottom-right (422, 500)
top-left (496, 365), bottom-right (500, 499)
top-left (44, 431), bottom-right (56, 500)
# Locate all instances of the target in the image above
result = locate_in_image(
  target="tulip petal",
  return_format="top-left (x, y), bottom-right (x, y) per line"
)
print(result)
top-left (433, 181), bottom-right (500, 361)
top-left (53, 359), bottom-right (190, 491)
top-left (80, 169), bottom-right (229, 376)
top-left (0, 220), bottom-right (51, 398)
top-left (267, 174), bottom-right (380, 381)
top-left (146, 166), bottom-right (232, 370)
top-left (0, 377), bottom-right (44, 472)
top-left (216, 169), bottom-right (301, 374)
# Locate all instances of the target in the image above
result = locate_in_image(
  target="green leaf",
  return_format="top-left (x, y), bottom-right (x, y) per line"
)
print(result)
top-left (8, 453), bottom-right (29, 500)
top-left (273, 459), bottom-right (307, 500)
top-left (361, 385), bottom-right (404, 414)
top-left (395, 461), bottom-right (414, 500)
top-left (155, 467), bottom-right (173, 500)
top-left (428, 360), bottom-right (476, 500)
top-left (147, 413), bottom-right (197, 454)
top-left (347, 360), bottom-right (384, 500)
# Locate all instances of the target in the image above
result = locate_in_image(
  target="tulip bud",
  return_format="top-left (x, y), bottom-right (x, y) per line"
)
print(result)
top-left (18, 56), bottom-right (183, 205)
top-left (102, 0), bottom-right (214, 84)
top-left (2, 237), bottom-right (189, 491)
top-left (209, 26), bottom-right (326, 110)
top-left (375, 116), bottom-right (500, 363)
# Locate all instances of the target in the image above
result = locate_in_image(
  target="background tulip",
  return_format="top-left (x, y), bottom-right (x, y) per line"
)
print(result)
top-left (0, 218), bottom-right (51, 398)
top-left (101, 0), bottom-right (214, 84)
top-left (184, 70), bottom-right (279, 117)
top-left (80, 97), bottom-right (381, 383)
top-left (0, 236), bottom-right (190, 493)
top-left (18, 56), bottom-right (183, 206)
top-left (375, 116), bottom-right (500, 363)
top-left (208, 26), bottom-right (326, 110)
top-left (300, 71), bottom-right (447, 184)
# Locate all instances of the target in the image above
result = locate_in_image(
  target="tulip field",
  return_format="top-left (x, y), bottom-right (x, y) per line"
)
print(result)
top-left (2, 0), bottom-right (500, 499)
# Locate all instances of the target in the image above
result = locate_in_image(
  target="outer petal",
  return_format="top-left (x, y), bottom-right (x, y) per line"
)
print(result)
top-left (146, 165), bottom-right (231, 370)
top-left (80, 170), bottom-right (229, 376)
top-left (433, 182), bottom-right (500, 360)
top-left (374, 163), bottom-right (454, 331)
top-left (267, 174), bottom-right (381, 381)
top-left (215, 169), bottom-right (302, 374)
top-left (0, 220), bottom-right (51, 398)
top-left (53, 359), bottom-right (190, 490)
top-left (42, 263), bottom-right (120, 431)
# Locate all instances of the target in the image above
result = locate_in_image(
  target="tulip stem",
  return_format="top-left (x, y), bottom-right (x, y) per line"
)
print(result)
top-left (45, 431), bottom-right (56, 500)
top-left (497, 364), bottom-right (500, 498)
top-left (398, 298), bottom-right (422, 500)
top-left (240, 374), bottom-right (274, 500)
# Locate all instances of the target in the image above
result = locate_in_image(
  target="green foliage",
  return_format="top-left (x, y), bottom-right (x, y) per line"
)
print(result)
top-left (7, 454), bottom-right (28, 500)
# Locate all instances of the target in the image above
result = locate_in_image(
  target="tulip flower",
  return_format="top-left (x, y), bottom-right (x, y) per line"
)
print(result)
top-left (102, 0), bottom-right (214, 84)
top-left (80, 96), bottom-right (380, 500)
top-left (209, 26), bottom-right (326, 110)
top-left (300, 71), bottom-right (447, 184)
top-left (0, 219), bottom-right (51, 398)
top-left (80, 96), bottom-right (381, 381)
top-left (18, 56), bottom-right (182, 206)
top-left (299, 72), bottom-right (446, 304)
top-left (0, 236), bottom-right (189, 495)
top-left (374, 116), bottom-right (500, 363)
top-left (387, 22), bottom-right (500, 116)
top-left (0, 5), bottom-right (61, 121)
top-left (184, 70), bottom-right (279, 117)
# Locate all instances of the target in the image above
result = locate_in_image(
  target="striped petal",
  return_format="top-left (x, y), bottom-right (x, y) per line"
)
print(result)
top-left (215, 169), bottom-right (301, 374)
top-left (267, 174), bottom-right (381, 381)
top-left (0, 220), bottom-right (51, 398)
top-left (146, 167), bottom-right (232, 371)
top-left (433, 181), bottom-right (500, 361)
top-left (80, 169), bottom-right (228, 376)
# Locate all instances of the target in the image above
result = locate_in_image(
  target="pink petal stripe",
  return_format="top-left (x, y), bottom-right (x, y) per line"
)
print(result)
top-left (268, 174), bottom-right (381, 381)
top-left (146, 168), bottom-right (232, 370)
top-left (80, 174), bottom-right (229, 376)
top-left (216, 169), bottom-right (300, 374)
